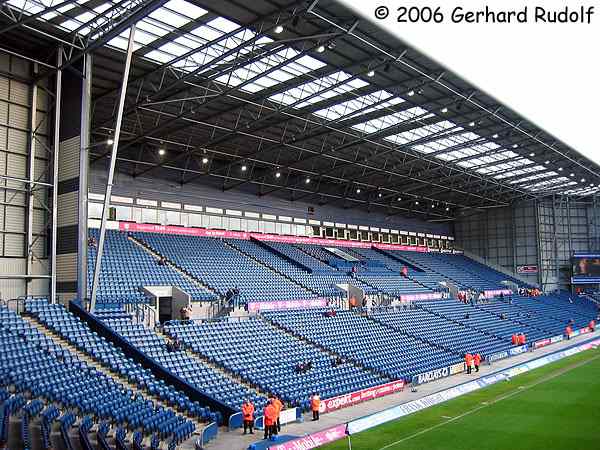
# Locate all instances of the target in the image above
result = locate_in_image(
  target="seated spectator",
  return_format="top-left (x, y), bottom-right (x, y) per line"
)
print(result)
top-left (88, 237), bottom-right (97, 248)
top-left (180, 305), bottom-right (192, 322)
top-left (157, 256), bottom-right (166, 266)
top-left (401, 266), bottom-right (408, 278)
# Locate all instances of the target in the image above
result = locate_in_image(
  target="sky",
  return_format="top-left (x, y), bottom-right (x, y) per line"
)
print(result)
top-left (338, 0), bottom-right (600, 165)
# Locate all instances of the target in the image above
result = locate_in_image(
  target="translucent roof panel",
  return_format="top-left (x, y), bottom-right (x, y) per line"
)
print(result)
top-left (313, 90), bottom-right (402, 122)
top-left (144, 18), bottom-right (259, 72)
top-left (411, 131), bottom-right (478, 155)
top-left (215, 50), bottom-right (326, 93)
top-left (270, 71), bottom-right (369, 108)
top-left (509, 171), bottom-right (557, 185)
top-left (384, 120), bottom-right (455, 146)
top-left (352, 106), bottom-right (429, 135)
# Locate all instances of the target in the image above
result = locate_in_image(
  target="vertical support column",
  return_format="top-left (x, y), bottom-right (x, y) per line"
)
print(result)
top-left (77, 54), bottom-right (92, 302)
top-left (25, 63), bottom-right (38, 296)
top-left (54, 52), bottom-right (92, 303)
top-left (51, 49), bottom-right (63, 304)
top-left (534, 200), bottom-right (543, 289)
top-left (90, 24), bottom-right (136, 313)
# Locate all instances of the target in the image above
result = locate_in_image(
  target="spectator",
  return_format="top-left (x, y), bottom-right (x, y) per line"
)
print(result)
top-left (565, 325), bottom-right (572, 339)
top-left (180, 305), bottom-right (192, 322)
top-left (172, 335), bottom-right (181, 352)
top-left (474, 353), bottom-right (481, 372)
top-left (263, 400), bottom-right (276, 440)
top-left (310, 393), bottom-right (321, 421)
top-left (401, 266), bottom-right (408, 278)
top-left (589, 319), bottom-right (596, 331)
top-left (242, 399), bottom-right (254, 435)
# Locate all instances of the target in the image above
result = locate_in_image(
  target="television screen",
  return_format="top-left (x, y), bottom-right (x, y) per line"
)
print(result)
top-left (572, 256), bottom-right (600, 277)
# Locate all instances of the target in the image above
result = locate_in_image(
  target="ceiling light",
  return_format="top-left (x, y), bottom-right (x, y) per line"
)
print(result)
top-left (158, 148), bottom-right (166, 156)
top-left (397, 197), bottom-right (402, 201)
top-left (570, 173), bottom-right (575, 177)
top-left (558, 167), bottom-right (563, 171)
top-left (591, 183), bottom-right (595, 187)
top-left (445, 207), bottom-right (450, 211)
top-left (415, 201), bottom-right (419, 205)
top-left (431, 204), bottom-right (435, 208)
top-left (356, 188), bottom-right (361, 194)
top-left (241, 165), bottom-right (247, 171)
top-left (275, 171), bottom-right (281, 178)
top-left (201, 157), bottom-right (209, 164)
top-left (512, 144), bottom-right (519, 148)
top-left (305, 177), bottom-right (311, 184)
top-left (316, 45), bottom-right (325, 53)
top-left (441, 107), bottom-right (448, 113)
top-left (492, 134), bottom-right (499, 139)
top-left (545, 160), bottom-right (550, 165)
top-left (581, 178), bottom-right (586, 182)
top-left (274, 25), bottom-right (284, 34)
top-left (407, 90), bottom-right (415, 97)
top-left (529, 153), bottom-right (535, 157)
top-left (107, 138), bottom-right (114, 145)
top-left (469, 121), bottom-right (475, 127)
top-left (367, 70), bottom-right (375, 77)
top-left (378, 192), bottom-right (382, 198)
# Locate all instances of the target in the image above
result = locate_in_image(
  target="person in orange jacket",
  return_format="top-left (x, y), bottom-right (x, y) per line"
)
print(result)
top-left (520, 334), bottom-right (526, 345)
top-left (263, 400), bottom-right (276, 440)
top-left (241, 399), bottom-right (254, 435)
top-left (565, 325), bottom-right (572, 339)
top-left (310, 393), bottom-right (321, 421)
top-left (474, 353), bottom-right (482, 372)
top-left (465, 353), bottom-right (473, 374)
top-left (511, 334), bottom-right (517, 345)
top-left (271, 396), bottom-right (283, 434)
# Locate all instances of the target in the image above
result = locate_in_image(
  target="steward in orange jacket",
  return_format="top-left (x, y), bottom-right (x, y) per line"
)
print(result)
top-left (310, 393), bottom-right (321, 421)
top-left (565, 325), bottom-right (572, 338)
top-left (241, 400), bottom-right (254, 435)
top-left (263, 402), bottom-right (276, 440)
top-left (272, 396), bottom-right (283, 433)
top-left (474, 353), bottom-right (482, 372)
top-left (465, 353), bottom-right (473, 374)
top-left (511, 334), bottom-right (517, 345)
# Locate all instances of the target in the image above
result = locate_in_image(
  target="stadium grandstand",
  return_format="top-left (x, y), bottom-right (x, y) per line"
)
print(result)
top-left (0, 0), bottom-right (599, 449)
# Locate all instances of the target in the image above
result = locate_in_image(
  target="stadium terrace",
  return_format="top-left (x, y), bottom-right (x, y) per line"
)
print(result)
top-left (0, 0), bottom-right (599, 449)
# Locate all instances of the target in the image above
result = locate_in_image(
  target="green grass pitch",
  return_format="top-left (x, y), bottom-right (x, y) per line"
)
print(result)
top-left (320, 346), bottom-right (600, 450)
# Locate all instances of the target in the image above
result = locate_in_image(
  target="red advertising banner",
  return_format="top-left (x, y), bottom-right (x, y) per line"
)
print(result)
top-left (270, 424), bottom-right (347, 450)
top-left (533, 338), bottom-right (551, 349)
top-left (517, 265), bottom-right (538, 274)
top-left (319, 380), bottom-right (405, 414)
top-left (116, 221), bottom-right (431, 252)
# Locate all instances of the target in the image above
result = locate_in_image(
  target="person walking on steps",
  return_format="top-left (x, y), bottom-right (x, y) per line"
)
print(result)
top-left (242, 399), bottom-right (254, 435)
top-left (311, 393), bottom-right (321, 421)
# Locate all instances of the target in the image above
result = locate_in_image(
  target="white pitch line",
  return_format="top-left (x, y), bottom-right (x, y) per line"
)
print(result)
top-left (376, 354), bottom-right (600, 450)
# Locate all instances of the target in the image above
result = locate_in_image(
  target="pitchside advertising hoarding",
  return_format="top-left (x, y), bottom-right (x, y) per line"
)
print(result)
top-left (412, 362), bottom-right (465, 385)
top-left (270, 424), bottom-right (347, 450)
top-left (319, 380), bottom-right (405, 414)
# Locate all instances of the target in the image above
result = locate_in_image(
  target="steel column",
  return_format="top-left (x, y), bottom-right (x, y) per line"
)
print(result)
top-left (51, 49), bottom-right (63, 304)
top-left (25, 62), bottom-right (38, 296)
top-left (90, 24), bottom-right (136, 313)
top-left (77, 54), bottom-right (92, 301)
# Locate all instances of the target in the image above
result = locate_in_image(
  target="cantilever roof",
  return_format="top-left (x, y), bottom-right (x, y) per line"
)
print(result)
top-left (1, 0), bottom-right (598, 220)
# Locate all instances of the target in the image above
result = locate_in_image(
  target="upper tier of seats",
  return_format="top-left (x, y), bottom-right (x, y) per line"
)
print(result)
top-left (164, 318), bottom-right (387, 411)
top-left (88, 229), bottom-right (216, 306)
top-left (136, 232), bottom-right (314, 303)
